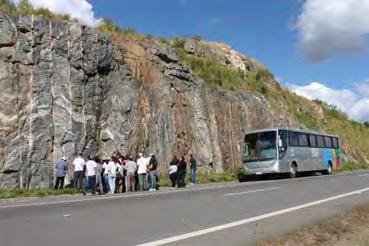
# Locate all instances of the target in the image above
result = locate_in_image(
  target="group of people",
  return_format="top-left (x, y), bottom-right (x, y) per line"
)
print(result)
top-left (169, 155), bottom-right (197, 188)
top-left (54, 152), bottom-right (197, 195)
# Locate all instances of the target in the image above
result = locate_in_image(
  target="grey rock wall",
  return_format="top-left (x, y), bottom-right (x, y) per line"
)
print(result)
top-left (0, 12), bottom-right (298, 188)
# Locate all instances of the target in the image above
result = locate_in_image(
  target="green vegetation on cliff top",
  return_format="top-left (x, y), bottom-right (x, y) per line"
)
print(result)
top-left (0, 0), bottom-right (72, 21)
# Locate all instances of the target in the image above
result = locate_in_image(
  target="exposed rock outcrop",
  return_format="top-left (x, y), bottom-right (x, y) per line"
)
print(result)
top-left (0, 12), bottom-right (327, 188)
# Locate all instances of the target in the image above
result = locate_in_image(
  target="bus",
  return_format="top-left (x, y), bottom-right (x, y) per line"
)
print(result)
top-left (243, 128), bottom-right (341, 178)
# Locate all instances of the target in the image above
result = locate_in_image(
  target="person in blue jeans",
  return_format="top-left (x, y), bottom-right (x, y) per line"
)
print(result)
top-left (148, 154), bottom-right (158, 191)
top-left (190, 154), bottom-right (197, 184)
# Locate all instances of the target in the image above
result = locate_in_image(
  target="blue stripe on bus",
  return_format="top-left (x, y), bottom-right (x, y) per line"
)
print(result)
top-left (324, 149), bottom-right (333, 168)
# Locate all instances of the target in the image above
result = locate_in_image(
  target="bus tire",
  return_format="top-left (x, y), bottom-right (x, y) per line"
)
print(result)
top-left (323, 162), bottom-right (333, 175)
top-left (290, 163), bottom-right (298, 179)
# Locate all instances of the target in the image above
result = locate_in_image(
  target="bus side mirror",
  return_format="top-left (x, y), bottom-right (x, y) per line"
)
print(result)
top-left (278, 138), bottom-right (283, 148)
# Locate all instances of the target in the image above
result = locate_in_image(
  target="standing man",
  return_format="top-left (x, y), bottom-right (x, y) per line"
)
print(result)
top-left (137, 153), bottom-right (148, 191)
top-left (178, 156), bottom-right (187, 188)
top-left (73, 153), bottom-right (85, 191)
top-left (85, 156), bottom-right (98, 195)
top-left (189, 154), bottom-right (197, 185)
top-left (95, 156), bottom-right (103, 195)
top-left (148, 154), bottom-right (158, 191)
top-left (107, 156), bottom-right (118, 194)
top-left (125, 156), bottom-right (137, 192)
top-left (54, 156), bottom-right (68, 190)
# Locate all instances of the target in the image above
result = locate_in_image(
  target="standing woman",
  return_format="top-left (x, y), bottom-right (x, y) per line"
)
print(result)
top-left (169, 157), bottom-right (178, 188)
top-left (107, 156), bottom-right (118, 194)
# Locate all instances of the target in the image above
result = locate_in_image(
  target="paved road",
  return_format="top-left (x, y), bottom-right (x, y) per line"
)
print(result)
top-left (2, 171), bottom-right (369, 246)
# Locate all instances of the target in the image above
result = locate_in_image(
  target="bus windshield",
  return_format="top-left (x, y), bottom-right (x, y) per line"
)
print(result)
top-left (244, 131), bottom-right (277, 162)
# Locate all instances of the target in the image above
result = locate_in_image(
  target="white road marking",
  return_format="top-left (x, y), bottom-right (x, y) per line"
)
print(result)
top-left (357, 173), bottom-right (369, 177)
top-left (135, 186), bottom-right (369, 246)
top-left (224, 187), bottom-right (280, 196)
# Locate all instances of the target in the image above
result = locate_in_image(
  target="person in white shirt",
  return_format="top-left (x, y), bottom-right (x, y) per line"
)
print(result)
top-left (72, 153), bottom-right (85, 191)
top-left (107, 156), bottom-right (118, 194)
top-left (102, 159), bottom-right (109, 193)
top-left (85, 156), bottom-right (98, 195)
top-left (137, 153), bottom-right (148, 191)
top-left (169, 157), bottom-right (178, 188)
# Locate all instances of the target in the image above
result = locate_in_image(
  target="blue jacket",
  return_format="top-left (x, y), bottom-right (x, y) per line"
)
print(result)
top-left (55, 160), bottom-right (68, 177)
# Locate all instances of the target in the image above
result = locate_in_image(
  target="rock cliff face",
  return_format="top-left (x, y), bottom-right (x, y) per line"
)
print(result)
top-left (0, 11), bottom-right (303, 188)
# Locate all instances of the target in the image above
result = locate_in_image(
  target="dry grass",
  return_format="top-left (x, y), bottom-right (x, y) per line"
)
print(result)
top-left (257, 203), bottom-right (369, 246)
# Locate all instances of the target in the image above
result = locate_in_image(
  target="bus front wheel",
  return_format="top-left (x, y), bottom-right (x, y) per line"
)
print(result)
top-left (290, 164), bottom-right (298, 178)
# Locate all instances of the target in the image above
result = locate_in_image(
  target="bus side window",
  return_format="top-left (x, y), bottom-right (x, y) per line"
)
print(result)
top-left (309, 135), bottom-right (317, 147)
top-left (289, 132), bottom-right (298, 146)
top-left (298, 133), bottom-right (308, 147)
top-left (324, 136), bottom-right (333, 148)
top-left (316, 135), bottom-right (324, 148)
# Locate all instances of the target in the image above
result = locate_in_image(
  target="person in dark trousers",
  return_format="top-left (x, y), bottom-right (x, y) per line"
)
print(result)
top-left (177, 156), bottom-right (187, 188)
top-left (189, 154), bottom-right (197, 185)
top-left (169, 157), bottom-right (178, 188)
top-left (148, 154), bottom-right (158, 191)
top-left (54, 156), bottom-right (68, 189)
top-left (85, 156), bottom-right (98, 195)
top-left (72, 153), bottom-right (86, 192)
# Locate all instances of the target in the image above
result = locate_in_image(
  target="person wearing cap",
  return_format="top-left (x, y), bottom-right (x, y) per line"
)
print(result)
top-left (54, 156), bottom-right (68, 190)
top-left (137, 153), bottom-right (148, 191)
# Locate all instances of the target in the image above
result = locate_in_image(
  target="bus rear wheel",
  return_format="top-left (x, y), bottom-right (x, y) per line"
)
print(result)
top-left (323, 163), bottom-right (333, 175)
top-left (290, 164), bottom-right (298, 178)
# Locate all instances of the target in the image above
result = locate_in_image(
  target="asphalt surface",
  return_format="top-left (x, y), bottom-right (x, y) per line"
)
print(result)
top-left (2, 171), bottom-right (369, 246)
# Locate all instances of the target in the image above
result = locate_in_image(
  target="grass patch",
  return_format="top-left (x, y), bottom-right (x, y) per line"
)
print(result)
top-left (158, 168), bottom-right (243, 187)
top-left (0, 188), bottom-right (80, 199)
top-left (0, 0), bottom-right (72, 22)
top-left (257, 202), bottom-right (369, 246)
top-left (96, 19), bottom-right (152, 41)
top-left (339, 162), bottom-right (369, 172)
top-left (178, 49), bottom-right (269, 92)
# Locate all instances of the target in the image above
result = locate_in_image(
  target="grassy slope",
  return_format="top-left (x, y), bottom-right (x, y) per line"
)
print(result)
top-left (169, 38), bottom-right (369, 164)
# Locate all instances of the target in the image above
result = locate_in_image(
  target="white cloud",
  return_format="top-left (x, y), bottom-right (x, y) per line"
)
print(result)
top-left (297, 0), bottom-right (369, 62)
top-left (291, 81), bottom-right (369, 122)
top-left (11, 0), bottom-right (101, 26)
